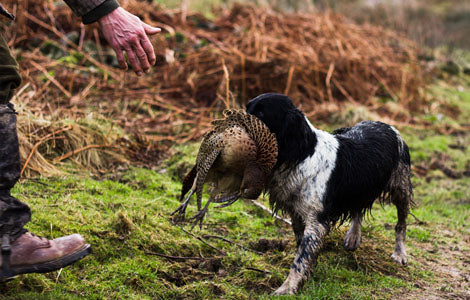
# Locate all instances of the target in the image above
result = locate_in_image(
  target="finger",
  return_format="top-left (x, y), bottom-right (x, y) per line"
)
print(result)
top-left (140, 36), bottom-right (156, 66)
top-left (143, 23), bottom-right (161, 35)
top-left (134, 42), bottom-right (151, 73)
top-left (115, 48), bottom-right (128, 70)
top-left (124, 46), bottom-right (142, 76)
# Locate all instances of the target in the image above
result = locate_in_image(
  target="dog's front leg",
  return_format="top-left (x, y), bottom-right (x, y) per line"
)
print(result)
top-left (274, 219), bottom-right (329, 295)
top-left (291, 213), bottom-right (305, 248)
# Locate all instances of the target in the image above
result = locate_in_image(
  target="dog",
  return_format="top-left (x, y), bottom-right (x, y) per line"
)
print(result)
top-left (246, 93), bottom-right (413, 295)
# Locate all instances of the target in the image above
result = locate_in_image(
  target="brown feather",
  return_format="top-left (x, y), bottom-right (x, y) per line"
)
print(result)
top-left (180, 165), bottom-right (197, 201)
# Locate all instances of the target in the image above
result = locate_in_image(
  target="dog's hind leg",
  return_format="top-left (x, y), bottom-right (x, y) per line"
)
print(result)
top-left (390, 163), bottom-right (412, 265)
top-left (391, 190), bottom-right (410, 265)
top-left (274, 218), bottom-right (329, 295)
top-left (344, 212), bottom-right (362, 251)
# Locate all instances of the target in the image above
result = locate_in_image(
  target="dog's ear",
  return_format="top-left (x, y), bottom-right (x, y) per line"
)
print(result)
top-left (276, 108), bottom-right (316, 167)
top-left (278, 108), bottom-right (304, 139)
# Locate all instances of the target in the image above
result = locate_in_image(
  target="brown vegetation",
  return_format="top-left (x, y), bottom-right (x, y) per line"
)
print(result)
top-left (1, 0), bottom-right (424, 176)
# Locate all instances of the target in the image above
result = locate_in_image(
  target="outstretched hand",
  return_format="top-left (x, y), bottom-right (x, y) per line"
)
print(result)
top-left (98, 7), bottom-right (161, 76)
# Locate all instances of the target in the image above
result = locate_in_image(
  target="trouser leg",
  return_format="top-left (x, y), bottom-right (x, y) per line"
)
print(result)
top-left (0, 105), bottom-right (31, 242)
top-left (0, 31), bottom-right (30, 243)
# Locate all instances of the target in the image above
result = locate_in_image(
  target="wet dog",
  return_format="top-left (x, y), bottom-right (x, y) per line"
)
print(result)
top-left (246, 93), bottom-right (413, 295)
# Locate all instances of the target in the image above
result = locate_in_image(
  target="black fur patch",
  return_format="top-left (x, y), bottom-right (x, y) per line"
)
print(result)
top-left (320, 121), bottom-right (401, 224)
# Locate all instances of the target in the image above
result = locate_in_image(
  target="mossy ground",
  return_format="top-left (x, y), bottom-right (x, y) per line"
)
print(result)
top-left (1, 76), bottom-right (469, 299)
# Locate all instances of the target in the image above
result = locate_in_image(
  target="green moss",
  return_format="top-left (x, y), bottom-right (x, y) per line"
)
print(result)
top-left (3, 130), bottom-right (468, 299)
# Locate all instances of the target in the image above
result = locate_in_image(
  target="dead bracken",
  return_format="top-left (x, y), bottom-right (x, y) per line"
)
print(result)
top-left (1, 0), bottom-right (424, 176)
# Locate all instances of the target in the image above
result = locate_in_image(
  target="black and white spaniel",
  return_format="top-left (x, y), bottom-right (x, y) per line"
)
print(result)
top-left (246, 93), bottom-right (413, 295)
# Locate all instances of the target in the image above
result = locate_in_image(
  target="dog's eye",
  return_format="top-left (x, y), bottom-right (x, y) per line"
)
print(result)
top-left (257, 111), bottom-right (264, 118)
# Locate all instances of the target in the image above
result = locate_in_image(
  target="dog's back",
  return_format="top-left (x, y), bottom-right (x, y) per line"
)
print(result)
top-left (322, 121), bottom-right (412, 223)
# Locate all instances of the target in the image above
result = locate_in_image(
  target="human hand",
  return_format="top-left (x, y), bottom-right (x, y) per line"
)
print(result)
top-left (98, 7), bottom-right (161, 76)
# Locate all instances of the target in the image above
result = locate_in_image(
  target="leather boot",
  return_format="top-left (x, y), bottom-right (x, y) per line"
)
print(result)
top-left (0, 231), bottom-right (91, 280)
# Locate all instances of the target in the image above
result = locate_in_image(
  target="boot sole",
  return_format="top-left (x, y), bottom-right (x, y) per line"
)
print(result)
top-left (0, 243), bottom-right (91, 281)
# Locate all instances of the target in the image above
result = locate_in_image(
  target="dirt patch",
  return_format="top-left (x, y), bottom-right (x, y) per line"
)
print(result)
top-left (249, 238), bottom-right (288, 252)
top-left (394, 238), bottom-right (470, 300)
top-left (159, 265), bottom-right (213, 287)
top-left (413, 152), bottom-right (469, 180)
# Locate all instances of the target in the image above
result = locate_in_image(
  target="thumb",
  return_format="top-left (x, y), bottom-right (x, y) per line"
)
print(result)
top-left (143, 23), bottom-right (161, 35)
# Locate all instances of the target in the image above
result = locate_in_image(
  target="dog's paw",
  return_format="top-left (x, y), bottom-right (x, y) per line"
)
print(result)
top-left (273, 284), bottom-right (296, 296)
top-left (391, 251), bottom-right (408, 265)
top-left (343, 229), bottom-right (361, 251)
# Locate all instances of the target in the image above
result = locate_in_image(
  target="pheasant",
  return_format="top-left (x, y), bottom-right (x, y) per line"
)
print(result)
top-left (171, 109), bottom-right (278, 228)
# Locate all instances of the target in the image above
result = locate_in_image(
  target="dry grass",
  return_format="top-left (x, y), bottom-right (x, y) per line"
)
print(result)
top-left (1, 0), bottom-right (425, 176)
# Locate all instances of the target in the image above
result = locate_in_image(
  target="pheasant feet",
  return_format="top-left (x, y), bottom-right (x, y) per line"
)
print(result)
top-left (189, 206), bottom-right (210, 230)
top-left (170, 190), bottom-right (194, 222)
top-left (213, 193), bottom-right (240, 208)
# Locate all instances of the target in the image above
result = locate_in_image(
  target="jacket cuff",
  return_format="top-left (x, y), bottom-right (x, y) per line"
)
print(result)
top-left (82, 0), bottom-right (120, 25)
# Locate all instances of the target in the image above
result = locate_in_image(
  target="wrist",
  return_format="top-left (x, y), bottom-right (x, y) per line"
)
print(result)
top-left (82, 0), bottom-right (120, 25)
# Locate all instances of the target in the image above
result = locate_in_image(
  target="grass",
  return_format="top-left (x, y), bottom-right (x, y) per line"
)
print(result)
top-left (2, 75), bottom-right (470, 299)
top-left (3, 146), bottom-right (468, 299)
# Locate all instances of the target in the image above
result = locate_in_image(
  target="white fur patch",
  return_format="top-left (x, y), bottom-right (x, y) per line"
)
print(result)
top-left (303, 119), bottom-right (339, 205)
top-left (390, 125), bottom-right (405, 153)
top-left (269, 118), bottom-right (339, 218)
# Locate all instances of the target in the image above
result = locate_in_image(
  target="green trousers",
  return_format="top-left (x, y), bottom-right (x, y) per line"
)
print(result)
top-left (0, 29), bottom-right (31, 242)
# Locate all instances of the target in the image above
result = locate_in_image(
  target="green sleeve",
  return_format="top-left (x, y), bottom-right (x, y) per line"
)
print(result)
top-left (0, 31), bottom-right (21, 104)
top-left (63, 0), bottom-right (120, 24)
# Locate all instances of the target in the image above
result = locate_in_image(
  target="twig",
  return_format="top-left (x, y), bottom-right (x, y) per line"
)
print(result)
top-left (325, 62), bottom-right (335, 102)
top-left (240, 54), bottom-right (246, 105)
top-left (202, 234), bottom-right (263, 255)
top-left (409, 212), bottom-right (426, 225)
top-left (172, 220), bottom-right (234, 228)
top-left (221, 59), bottom-right (230, 109)
top-left (93, 28), bottom-right (104, 64)
top-left (78, 23), bottom-right (85, 50)
top-left (245, 267), bottom-right (271, 274)
top-left (371, 69), bottom-right (399, 102)
top-left (145, 252), bottom-right (208, 261)
top-left (55, 268), bottom-right (63, 283)
top-left (250, 200), bottom-right (291, 226)
top-left (180, 0), bottom-right (188, 24)
top-left (180, 227), bottom-right (226, 255)
top-left (284, 65), bottom-right (295, 95)
top-left (10, 82), bottom-right (30, 102)
top-left (30, 60), bottom-right (72, 98)
top-left (332, 78), bottom-right (358, 104)
top-left (70, 78), bottom-right (97, 105)
top-left (53, 144), bottom-right (111, 163)
top-left (25, 178), bottom-right (51, 186)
